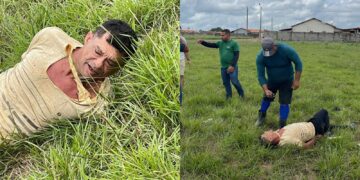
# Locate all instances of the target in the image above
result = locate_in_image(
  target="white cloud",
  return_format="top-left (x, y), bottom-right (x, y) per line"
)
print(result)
top-left (301, 0), bottom-right (321, 6)
top-left (181, 0), bottom-right (360, 30)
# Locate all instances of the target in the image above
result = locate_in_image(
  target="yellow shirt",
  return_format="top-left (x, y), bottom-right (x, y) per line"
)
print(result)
top-left (0, 27), bottom-right (110, 139)
top-left (279, 122), bottom-right (315, 147)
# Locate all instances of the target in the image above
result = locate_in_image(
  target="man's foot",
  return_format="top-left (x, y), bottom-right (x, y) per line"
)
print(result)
top-left (226, 96), bottom-right (232, 100)
top-left (349, 122), bottom-right (357, 130)
top-left (255, 111), bottom-right (266, 127)
top-left (279, 120), bottom-right (286, 128)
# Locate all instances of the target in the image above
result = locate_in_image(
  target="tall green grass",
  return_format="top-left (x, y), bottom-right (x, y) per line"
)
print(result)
top-left (0, 0), bottom-right (179, 178)
top-left (181, 35), bottom-right (360, 179)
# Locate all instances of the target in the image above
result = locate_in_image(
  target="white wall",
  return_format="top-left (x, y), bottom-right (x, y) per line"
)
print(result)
top-left (264, 31), bottom-right (360, 42)
top-left (292, 19), bottom-right (335, 33)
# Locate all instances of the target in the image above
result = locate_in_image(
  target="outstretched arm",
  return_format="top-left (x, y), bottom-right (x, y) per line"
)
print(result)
top-left (197, 40), bottom-right (219, 48)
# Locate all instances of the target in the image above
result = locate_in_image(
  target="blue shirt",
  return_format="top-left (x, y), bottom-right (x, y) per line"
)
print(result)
top-left (256, 43), bottom-right (302, 85)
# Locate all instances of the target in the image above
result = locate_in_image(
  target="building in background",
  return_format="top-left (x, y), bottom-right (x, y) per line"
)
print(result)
top-left (180, 29), bottom-right (198, 35)
top-left (280, 18), bottom-right (342, 33)
top-left (342, 27), bottom-right (360, 34)
top-left (231, 28), bottom-right (248, 35)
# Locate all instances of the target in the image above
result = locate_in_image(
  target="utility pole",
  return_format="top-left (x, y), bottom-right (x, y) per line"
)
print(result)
top-left (246, 6), bottom-right (248, 31)
top-left (271, 17), bottom-right (273, 31)
top-left (259, 3), bottom-right (262, 39)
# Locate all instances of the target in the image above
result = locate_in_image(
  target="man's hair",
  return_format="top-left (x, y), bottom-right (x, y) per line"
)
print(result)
top-left (222, 29), bottom-right (231, 35)
top-left (94, 19), bottom-right (137, 59)
top-left (259, 136), bottom-right (278, 148)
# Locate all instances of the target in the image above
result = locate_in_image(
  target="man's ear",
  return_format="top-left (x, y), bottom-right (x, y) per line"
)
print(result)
top-left (84, 32), bottom-right (94, 44)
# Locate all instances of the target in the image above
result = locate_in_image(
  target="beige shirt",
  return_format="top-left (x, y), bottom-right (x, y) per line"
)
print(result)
top-left (279, 122), bottom-right (316, 147)
top-left (0, 27), bottom-right (110, 139)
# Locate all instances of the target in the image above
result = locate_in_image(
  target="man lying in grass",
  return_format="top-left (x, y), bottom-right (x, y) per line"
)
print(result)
top-left (260, 109), bottom-right (329, 149)
top-left (0, 19), bottom-right (137, 140)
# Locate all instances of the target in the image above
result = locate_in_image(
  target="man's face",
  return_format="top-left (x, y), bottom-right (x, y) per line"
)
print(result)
top-left (263, 44), bottom-right (277, 57)
top-left (261, 130), bottom-right (278, 144)
top-left (220, 32), bottom-right (230, 41)
top-left (75, 32), bottom-right (123, 79)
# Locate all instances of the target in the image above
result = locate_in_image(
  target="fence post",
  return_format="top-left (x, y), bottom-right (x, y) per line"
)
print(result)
top-left (303, 32), bottom-right (306, 41)
top-left (317, 33), bottom-right (319, 41)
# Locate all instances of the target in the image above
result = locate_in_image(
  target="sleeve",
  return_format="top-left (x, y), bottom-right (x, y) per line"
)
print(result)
top-left (256, 53), bottom-right (267, 86)
top-left (286, 45), bottom-right (303, 72)
top-left (180, 43), bottom-right (185, 52)
top-left (295, 139), bottom-right (304, 147)
top-left (231, 51), bottom-right (239, 66)
top-left (180, 36), bottom-right (187, 45)
top-left (180, 42), bottom-right (189, 52)
top-left (201, 41), bottom-right (219, 48)
top-left (21, 27), bottom-right (63, 59)
top-left (230, 42), bottom-right (240, 66)
top-left (233, 41), bottom-right (240, 52)
top-left (21, 28), bottom-right (46, 59)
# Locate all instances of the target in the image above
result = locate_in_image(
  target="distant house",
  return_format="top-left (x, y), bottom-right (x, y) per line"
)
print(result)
top-left (247, 28), bottom-right (260, 35)
top-left (180, 29), bottom-right (197, 34)
top-left (342, 27), bottom-right (360, 34)
top-left (231, 28), bottom-right (247, 35)
top-left (280, 18), bottom-right (341, 33)
top-left (246, 29), bottom-right (269, 38)
top-left (198, 30), bottom-right (221, 36)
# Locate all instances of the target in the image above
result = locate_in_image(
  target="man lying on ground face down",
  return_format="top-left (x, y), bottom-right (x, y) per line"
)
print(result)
top-left (260, 109), bottom-right (329, 149)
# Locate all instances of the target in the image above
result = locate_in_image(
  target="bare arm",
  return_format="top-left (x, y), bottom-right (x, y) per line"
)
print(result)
top-left (303, 138), bottom-right (315, 149)
top-left (262, 84), bottom-right (274, 98)
top-left (302, 136), bottom-right (319, 149)
top-left (184, 52), bottom-right (191, 62)
top-left (292, 71), bottom-right (302, 90)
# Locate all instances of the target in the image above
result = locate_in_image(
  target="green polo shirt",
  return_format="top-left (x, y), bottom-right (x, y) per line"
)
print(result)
top-left (216, 40), bottom-right (240, 68)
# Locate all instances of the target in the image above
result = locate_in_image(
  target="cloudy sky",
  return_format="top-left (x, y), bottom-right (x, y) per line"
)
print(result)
top-left (180, 0), bottom-right (360, 31)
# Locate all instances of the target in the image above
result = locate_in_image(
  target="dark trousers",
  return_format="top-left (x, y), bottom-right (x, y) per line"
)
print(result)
top-left (220, 65), bottom-right (244, 98)
top-left (263, 81), bottom-right (293, 104)
top-left (308, 109), bottom-right (330, 135)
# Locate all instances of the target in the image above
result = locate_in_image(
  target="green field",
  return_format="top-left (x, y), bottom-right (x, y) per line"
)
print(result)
top-left (0, 0), bottom-right (179, 178)
top-left (181, 35), bottom-right (360, 179)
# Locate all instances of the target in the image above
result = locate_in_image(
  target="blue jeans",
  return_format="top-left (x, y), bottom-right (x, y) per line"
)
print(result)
top-left (221, 66), bottom-right (244, 98)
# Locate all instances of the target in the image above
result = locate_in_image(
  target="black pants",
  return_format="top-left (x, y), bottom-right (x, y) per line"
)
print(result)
top-left (307, 109), bottom-right (330, 135)
top-left (263, 81), bottom-right (293, 104)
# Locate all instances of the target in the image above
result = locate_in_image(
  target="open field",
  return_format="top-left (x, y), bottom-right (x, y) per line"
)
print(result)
top-left (0, 0), bottom-right (179, 178)
top-left (181, 35), bottom-right (360, 179)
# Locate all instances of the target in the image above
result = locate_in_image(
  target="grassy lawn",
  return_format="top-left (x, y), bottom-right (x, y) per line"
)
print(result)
top-left (0, 0), bottom-right (179, 179)
top-left (181, 35), bottom-right (360, 179)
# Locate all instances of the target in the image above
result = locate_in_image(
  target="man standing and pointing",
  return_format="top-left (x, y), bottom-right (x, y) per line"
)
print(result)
top-left (197, 29), bottom-right (244, 100)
